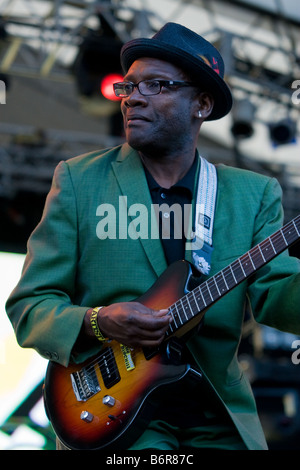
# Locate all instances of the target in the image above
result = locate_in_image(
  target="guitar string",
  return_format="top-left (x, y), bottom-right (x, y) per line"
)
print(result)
top-left (165, 217), bottom-right (300, 335)
top-left (179, 223), bottom-right (297, 316)
top-left (77, 349), bottom-right (125, 386)
top-left (78, 217), bottom-right (300, 378)
top-left (78, 334), bottom-right (144, 379)
top-left (168, 217), bottom-right (300, 330)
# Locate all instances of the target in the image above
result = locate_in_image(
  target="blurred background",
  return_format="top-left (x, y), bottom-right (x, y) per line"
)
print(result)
top-left (0, 0), bottom-right (300, 450)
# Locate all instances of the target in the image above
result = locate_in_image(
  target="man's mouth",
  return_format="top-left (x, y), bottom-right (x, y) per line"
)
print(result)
top-left (126, 114), bottom-right (150, 124)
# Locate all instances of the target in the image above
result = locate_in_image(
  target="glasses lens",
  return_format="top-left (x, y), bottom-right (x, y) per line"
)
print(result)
top-left (113, 83), bottom-right (132, 97)
top-left (139, 80), bottom-right (160, 95)
top-left (113, 80), bottom-right (162, 97)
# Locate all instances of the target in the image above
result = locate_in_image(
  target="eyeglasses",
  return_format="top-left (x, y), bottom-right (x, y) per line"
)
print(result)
top-left (113, 79), bottom-right (196, 98)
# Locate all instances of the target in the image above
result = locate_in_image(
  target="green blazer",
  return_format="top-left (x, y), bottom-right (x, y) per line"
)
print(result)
top-left (6, 144), bottom-right (300, 450)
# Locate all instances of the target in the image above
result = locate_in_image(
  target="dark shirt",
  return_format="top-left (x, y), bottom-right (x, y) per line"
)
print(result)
top-left (143, 156), bottom-right (215, 427)
top-left (144, 156), bottom-right (197, 265)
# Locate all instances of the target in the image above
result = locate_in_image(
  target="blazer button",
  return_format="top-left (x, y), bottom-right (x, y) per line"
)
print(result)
top-left (42, 350), bottom-right (59, 361)
top-left (42, 350), bottom-right (52, 359)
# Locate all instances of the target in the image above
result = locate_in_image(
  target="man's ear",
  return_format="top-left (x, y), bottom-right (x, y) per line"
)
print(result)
top-left (196, 92), bottom-right (214, 120)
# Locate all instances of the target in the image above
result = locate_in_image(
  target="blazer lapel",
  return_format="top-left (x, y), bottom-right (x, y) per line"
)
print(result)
top-left (111, 144), bottom-right (167, 277)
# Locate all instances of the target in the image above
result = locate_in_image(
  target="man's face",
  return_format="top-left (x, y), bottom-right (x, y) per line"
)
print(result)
top-left (120, 57), bottom-right (199, 154)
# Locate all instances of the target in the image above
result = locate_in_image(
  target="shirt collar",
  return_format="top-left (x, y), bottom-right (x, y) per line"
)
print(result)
top-left (144, 153), bottom-right (198, 198)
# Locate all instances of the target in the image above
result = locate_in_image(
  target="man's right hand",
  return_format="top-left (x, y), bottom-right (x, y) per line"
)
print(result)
top-left (97, 302), bottom-right (172, 348)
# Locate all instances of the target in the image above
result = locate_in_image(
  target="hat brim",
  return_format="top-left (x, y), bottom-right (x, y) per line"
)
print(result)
top-left (121, 38), bottom-right (233, 121)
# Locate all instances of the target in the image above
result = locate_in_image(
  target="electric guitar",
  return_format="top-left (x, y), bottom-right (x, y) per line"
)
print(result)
top-left (44, 215), bottom-right (300, 450)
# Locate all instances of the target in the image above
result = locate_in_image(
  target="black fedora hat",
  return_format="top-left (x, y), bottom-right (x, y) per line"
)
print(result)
top-left (121, 22), bottom-right (233, 121)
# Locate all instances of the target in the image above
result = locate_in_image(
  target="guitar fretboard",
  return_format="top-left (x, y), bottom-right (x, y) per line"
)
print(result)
top-left (166, 214), bottom-right (300, 336)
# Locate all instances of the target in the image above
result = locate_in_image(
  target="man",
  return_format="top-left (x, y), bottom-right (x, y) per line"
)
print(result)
top-left (6, 23), bottom-right (300, 451)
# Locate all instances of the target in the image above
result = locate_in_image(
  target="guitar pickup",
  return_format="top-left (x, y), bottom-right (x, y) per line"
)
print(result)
top-left (98, 347), bottom-right (120, 389)
top-left (71, 365), bottom-right (100, 402)
top-left (71, 347), bottom-right (120, 402)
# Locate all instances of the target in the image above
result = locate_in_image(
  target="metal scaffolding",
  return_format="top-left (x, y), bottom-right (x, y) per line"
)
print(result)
top-left (0, 0), bottom-right (299, 218)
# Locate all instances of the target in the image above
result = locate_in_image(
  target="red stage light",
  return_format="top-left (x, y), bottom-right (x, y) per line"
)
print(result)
top-left (101, 73), bottom-right (123, 101)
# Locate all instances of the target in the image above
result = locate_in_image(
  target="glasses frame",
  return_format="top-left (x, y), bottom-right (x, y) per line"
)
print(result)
top-left (113, 79), bottom-right (197, 98)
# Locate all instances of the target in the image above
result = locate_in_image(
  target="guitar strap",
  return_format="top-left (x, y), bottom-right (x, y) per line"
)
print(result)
top-left (187, 156), bottom-right (218, 276)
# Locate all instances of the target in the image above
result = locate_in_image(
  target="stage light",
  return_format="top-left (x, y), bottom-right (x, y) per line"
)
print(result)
top-left (231, 98), bottom-right (256, 139)
top-left (73, 34), bottom-right (123, 97)
top-left (73, 14), bottom-right (123, 99)
top-left (269, 118), bottom-right (297, 147)
top-left (100, 73), bottom-right (123, 101)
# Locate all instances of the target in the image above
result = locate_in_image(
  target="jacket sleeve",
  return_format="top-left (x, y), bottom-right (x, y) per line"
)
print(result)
top-left (247, 177), bottom-right (300, 334)
top-left (5, 161), bottom-right (92, 367)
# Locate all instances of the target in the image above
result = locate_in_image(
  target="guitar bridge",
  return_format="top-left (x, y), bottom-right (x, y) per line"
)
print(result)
top-left (70, 346), bottom-right (121, 402)
top-left (71, 365), bottom-right (100, 402)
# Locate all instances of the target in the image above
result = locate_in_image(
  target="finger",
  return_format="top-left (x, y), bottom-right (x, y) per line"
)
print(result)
top-left (153, 308), bottom-right (171, 318)
top-left (130, 305), bottom-right (171, 325)
top-left (134, 314), bottom-right (172, 331)
top-left (130, 303), bottom-right (169, 315)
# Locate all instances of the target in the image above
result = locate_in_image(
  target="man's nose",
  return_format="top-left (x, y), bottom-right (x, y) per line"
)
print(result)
top-left (124, 87), bottom-right (148, 106)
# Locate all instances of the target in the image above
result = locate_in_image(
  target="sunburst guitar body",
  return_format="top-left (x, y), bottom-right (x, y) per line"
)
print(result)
top-left (44, 215), bottom-right (300, 450)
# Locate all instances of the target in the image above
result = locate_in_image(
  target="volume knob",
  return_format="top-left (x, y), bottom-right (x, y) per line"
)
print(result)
top-left (80, 410), bottom-right (94, 423)
top-left (103, 395), bottom-right (116, 407)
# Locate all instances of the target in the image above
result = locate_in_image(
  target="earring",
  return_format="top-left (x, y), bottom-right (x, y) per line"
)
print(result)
top-left (198, 110), bottom-right (202, 118)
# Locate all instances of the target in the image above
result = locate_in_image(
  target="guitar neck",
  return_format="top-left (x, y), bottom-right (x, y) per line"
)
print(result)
top-left (166, 214), bottom-right (300, 337)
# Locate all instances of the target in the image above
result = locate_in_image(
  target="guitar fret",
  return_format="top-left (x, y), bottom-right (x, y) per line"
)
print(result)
top-left (244, 253), bottom-right (254, 276)
top-left (293, 220), bottom-right (300, 237)
top-left (250, 245), bottom-right (264, 269)
top-left (198, 286), bottom-right (208, 307)
top-left (283, 224), bottom-right (298, 245)
top-left (281, 229), bottom-right (288, 246)
top-left (180, 299), bottom-right (189, 321)
top-left (225, 266), bottom-right (239, 289)
top-left (175, 303), bottom-right (184, 324)
top-left (238, 258), bottom-right (246, 277)
top-left (268, 236), bottom-right (276, 254)
top-left (231, 259), bottom-right (247, 284)
top-left (214, 272), bottom-right (228, 295)
top-left (260, 238), bottom-right (276, 261)
top-left (271, 233), bottom-right (285, 252)
top-left (205, 282), bottom-right (214, 302)
top-left (213, 276), bottom-right (221, 296)
top-left (221, 271), bottom-right (229, 290)
top-left (248, 252), bottom-right (256, 269)
top-left (191, 291), bottom-right (200, 312)
top-left (169, 306), bottom-right (179, 329)
top-left (258, 245), bottom-right (266, 262)
top-left (229, 264), bottom-right (238, 284)
top-left (270, 221), bottom-right (299, 254)
top-left (194, 289), bottom-right (206, 311)
top-left (167, 319), bottom-right (174, 334)
top-left (163, 215), bottom-right (299, 340)
top-left (207, 278), bottom-right (220, 302)
top-left (185, 296), bottom-right (193, 317)
top-left (187, 294), bottom-right (199, 318)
